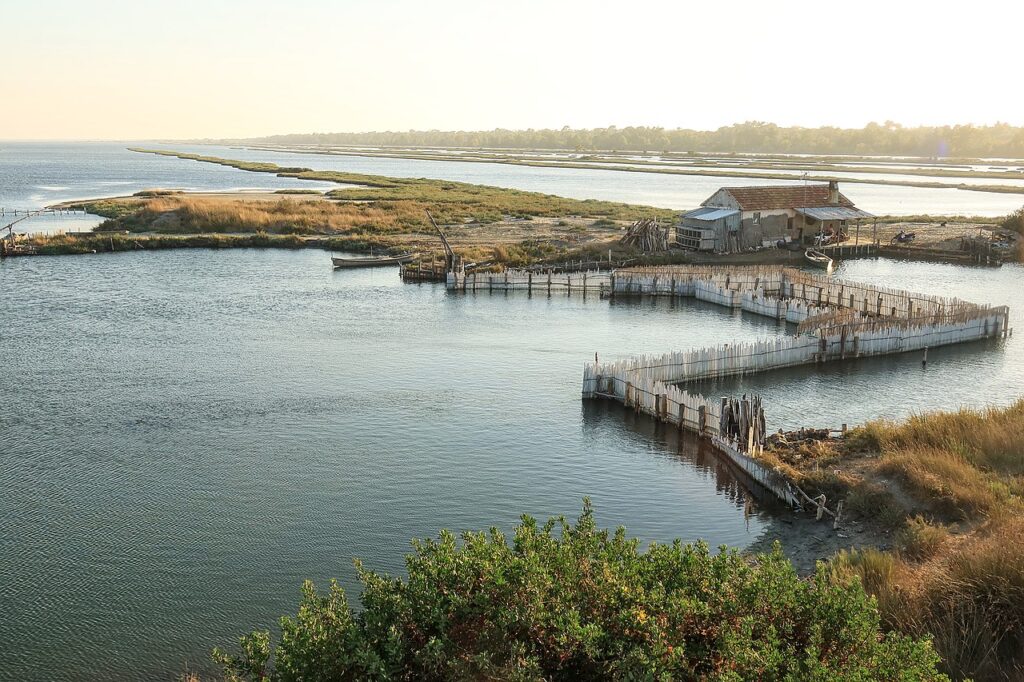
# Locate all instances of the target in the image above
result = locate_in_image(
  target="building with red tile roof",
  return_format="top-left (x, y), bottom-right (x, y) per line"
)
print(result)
top-left (677, 181), bottom-right (873, 253)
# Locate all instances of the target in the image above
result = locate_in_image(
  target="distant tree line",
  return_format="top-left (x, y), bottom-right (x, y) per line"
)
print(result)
top-left (235, 122), bottom-right (1024, 158)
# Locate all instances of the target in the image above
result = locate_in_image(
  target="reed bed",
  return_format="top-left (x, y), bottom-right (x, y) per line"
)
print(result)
top-left (832, 401), bottom-right (1024, 680)
top-left (94, 196), bottom-right (427, 235)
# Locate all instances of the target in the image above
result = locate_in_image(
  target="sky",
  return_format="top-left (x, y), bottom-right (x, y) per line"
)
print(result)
top-left (2, 0), bottom-right (1022, 140)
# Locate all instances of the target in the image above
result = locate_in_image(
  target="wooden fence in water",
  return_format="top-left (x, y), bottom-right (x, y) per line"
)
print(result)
top-left (585, 266), bottom-right (1008, 397)
top-left (444, 263), bottom-right (1010, 512)
top-left (446, 268), bottom-right (612, 294)
top-left (582, 265), bottom-right (1008, 490)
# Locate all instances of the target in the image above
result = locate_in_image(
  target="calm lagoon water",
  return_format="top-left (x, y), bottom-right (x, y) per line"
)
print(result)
top-left (0, 142), bottom-right (331, 235)
top-left (2, 143), bottom-right (1022, 680)
top-left (2, 249), bottom-right (780, 681)
top-left (1, 248), bottom-right (1020, 681)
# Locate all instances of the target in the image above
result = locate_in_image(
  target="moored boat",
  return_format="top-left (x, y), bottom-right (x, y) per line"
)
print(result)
top-left (332, 253), bottom-right (415, 268)
top-left (804, 249), bottom-right (834, 271)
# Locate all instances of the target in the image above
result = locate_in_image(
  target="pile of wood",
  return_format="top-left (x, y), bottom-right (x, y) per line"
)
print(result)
top-left (766, 427), bottom-right (832, 450)
top-left (719, 395), bottom-right (766, 451)
top-left (619, 218), bottom-right (669, 252)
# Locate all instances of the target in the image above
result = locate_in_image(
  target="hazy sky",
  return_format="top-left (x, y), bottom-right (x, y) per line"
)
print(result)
top-left (3, 0), bottom-right (1022, 140)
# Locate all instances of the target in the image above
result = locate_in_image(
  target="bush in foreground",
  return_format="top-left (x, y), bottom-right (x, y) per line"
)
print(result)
top-left (215, 502), bottom-right (944, 681)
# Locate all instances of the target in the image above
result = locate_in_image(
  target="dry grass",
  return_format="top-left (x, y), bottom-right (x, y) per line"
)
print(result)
top-left (99, 195), bottom-right (427, 236)
top-left (127, 149), bottom-right (676, 227)
top-left (827, 400), bottom-right (1024, 680)
top-left (835, 518), bottom-right (1024, 681)
top-left (846, 401), bottom-right (1024, 522)
top-left (897, 516), bottom-right (951, 561)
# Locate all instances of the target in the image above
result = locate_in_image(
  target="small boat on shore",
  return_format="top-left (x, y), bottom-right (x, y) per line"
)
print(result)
top-left (332, 253), bottom-right (415, 269)
top-left (804, 249), bottom-right (834, 271)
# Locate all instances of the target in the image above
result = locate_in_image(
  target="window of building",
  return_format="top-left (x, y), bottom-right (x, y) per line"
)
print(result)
top-left (752, 212), bottom-right (761, 225)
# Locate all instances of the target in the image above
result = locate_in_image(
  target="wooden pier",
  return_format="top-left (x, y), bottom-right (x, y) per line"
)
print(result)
top-left (820, 242), bottom-right (878, 260)
top-left (1, 207), bottom-right (92, 258)
top-left (400, 257), bottom-right (449, 283)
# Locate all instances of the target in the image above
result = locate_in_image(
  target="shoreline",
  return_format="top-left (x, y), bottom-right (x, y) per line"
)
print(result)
top-left (13, 163), bottom-right (1015, 267)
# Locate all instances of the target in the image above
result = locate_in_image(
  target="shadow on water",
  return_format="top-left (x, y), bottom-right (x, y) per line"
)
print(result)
top-left (581, 399), bottom-right (790, 519)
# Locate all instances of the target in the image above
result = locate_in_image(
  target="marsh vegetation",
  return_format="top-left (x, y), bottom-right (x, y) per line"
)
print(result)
top-left (769, 401), bottom-right (1024, 680)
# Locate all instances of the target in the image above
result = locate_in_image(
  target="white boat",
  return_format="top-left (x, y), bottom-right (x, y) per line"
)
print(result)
top-left (804, 249), bottom-right (834, 271)
top-left (331, 253), bottom-right (415, 268)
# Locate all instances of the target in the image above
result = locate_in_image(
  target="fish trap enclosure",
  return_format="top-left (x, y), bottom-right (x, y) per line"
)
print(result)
top-left (579, 265), bottom-right (1009, 508)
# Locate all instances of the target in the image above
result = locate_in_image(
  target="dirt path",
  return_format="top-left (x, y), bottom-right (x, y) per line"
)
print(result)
top-left (748, 512), bottom-right (893, 575)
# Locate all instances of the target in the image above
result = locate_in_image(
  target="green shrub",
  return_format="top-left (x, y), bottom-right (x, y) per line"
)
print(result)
top-left (214, 502), bottom-right (945, 681)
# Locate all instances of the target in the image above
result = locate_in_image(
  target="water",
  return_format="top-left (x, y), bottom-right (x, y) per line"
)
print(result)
top-left (0, 142), bottom-right (331, 234)
top-left (2, 144), bottom-right (1022, 680)
top-left (587, 162), bottom-right (1024, 189)
top-left (3, 143), bottom-right (1021, 235)
top-left (698, 259), bottom-right (1024, 430)
top-left (2, 250), bottom-right (1020, 681)
top-left (1, 249), bottom-right (788, 681)
top-left (185, 144), bottom-right (1024, 217)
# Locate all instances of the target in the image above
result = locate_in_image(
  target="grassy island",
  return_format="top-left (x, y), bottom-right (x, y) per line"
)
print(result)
top-left (28, 149), bottom-right (676, 265)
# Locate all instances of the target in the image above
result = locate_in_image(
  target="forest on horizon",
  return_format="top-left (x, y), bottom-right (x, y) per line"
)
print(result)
top-left (222, 122), bottom-right (1024, 159)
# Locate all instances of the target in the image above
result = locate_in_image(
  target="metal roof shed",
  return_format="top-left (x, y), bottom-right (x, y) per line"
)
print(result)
top-left (795, 206), bottom-right (875, 221)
